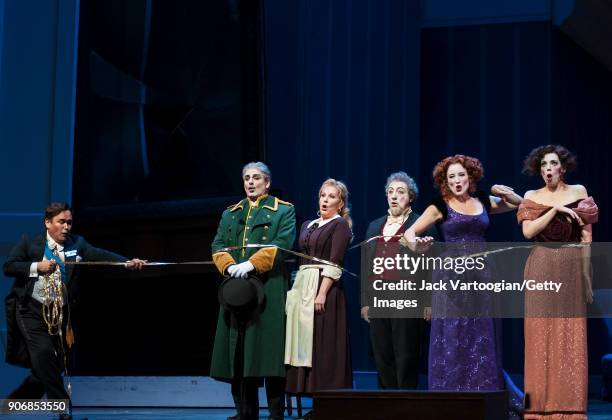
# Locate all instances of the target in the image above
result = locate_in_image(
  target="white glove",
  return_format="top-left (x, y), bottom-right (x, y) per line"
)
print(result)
top-left (226, 264), bottom-right (239, 277)
top-left (229, 261), bottom-right (255, 278)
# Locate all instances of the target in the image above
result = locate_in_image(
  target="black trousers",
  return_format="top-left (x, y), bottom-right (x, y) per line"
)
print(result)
top-left (369, 317), bottom-right (425, 389)
top-left (8, 300), bottom-right (70, 401)
top-left (231, 376), bottom-right (285, 420)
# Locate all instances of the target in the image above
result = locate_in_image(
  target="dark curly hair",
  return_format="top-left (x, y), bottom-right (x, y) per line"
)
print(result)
top-left (432, 155), bottom-right (484, 201)
top-left (522, 145), bottom-right (577, 177)
top-left (44, 202), bottom-right (71, 221)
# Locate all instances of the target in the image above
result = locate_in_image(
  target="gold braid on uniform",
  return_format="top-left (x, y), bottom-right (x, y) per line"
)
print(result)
top-left (41, 249), bottom-right (66, 336)
top-left (40, 248), bottom-right (72, 395)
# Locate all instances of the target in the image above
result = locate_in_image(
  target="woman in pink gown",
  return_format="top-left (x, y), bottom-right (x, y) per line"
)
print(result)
top-left (518, 145), bottom-right (598, 420)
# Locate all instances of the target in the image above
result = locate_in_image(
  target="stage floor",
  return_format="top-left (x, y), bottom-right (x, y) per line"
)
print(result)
top-left (0, 400), bottom-right (611, 420)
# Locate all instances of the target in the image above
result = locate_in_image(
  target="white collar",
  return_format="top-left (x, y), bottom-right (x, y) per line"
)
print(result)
top-left (46, 232), bottom-right (64, 252)
top-left (385, 208), bottom-right (412, 226)
top-left (307, 213), bottom-right (341, 229)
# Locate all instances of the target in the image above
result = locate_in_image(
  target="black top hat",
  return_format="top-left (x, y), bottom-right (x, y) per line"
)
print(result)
top-left (218, 273), bottom-right (265, 316)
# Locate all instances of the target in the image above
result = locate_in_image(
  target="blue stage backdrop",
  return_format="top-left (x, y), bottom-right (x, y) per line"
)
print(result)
top-left (0, 0), bottom-right (79, 395)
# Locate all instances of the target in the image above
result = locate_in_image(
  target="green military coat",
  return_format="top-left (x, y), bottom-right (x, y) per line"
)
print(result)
top-left (210, 195), bottom-right (296, 379)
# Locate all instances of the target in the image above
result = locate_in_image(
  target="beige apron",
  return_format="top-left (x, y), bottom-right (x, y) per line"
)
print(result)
top-left (284, 264), bottom-right (324, 367)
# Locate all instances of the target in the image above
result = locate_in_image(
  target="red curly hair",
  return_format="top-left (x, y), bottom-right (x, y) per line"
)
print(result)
top-left (432, 155), bottom-right (484, 201)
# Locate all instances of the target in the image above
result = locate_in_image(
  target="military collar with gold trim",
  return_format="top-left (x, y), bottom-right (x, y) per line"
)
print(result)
top-left (228, 195), bottom-right (267, 212)
top-left (250, 194), bottom-right (269, 208)
top-left (228, 195), bottom-right (292, 213)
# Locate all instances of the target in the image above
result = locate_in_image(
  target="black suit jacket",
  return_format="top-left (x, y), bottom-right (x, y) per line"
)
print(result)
top-left (3, 233), bottom-right (127, 367)
top-left (360, 211), bottom-right (439, 308)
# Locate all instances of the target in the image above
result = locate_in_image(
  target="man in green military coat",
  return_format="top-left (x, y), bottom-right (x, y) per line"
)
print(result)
top-left (211, 162), bottom-right (296, 420)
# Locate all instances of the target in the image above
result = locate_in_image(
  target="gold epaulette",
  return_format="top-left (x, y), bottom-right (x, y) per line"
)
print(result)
top-left (227, 200), bottom-right (245, 212)
top-left (277, 199), bottom-right (294, 207)
top-left (263, 197), bottom-right (294, 211)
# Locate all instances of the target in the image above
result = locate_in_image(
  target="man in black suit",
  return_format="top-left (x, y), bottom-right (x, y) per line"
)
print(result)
top-left (3, 202), bottom-right (145, 417)
top-left (360, 172), bottom-right (437, 389)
